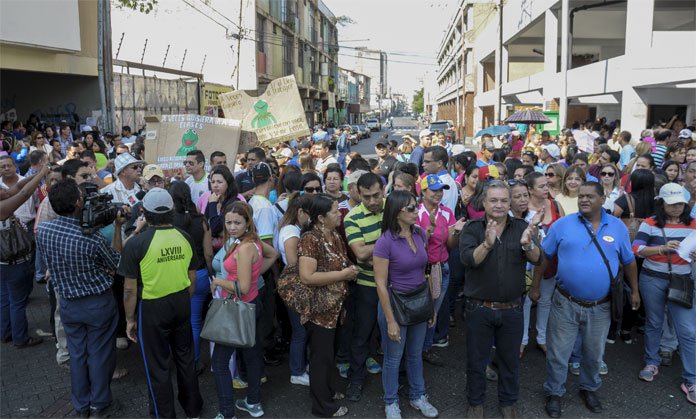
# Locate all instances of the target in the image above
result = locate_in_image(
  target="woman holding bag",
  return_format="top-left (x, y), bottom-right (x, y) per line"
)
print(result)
top-left (374, 190), bottom-right (439, 419)
top-left (297, 194), bottom-right (358, 417)
top-left (209, 202), bottom-right (278, 419)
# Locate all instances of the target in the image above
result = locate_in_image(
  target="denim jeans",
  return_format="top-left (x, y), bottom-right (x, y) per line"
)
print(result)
top-left (639, 271), bottom-right (696, 384)
top-left (521, 275), bottom-right (555, 345)
top-left (34, 245), bottom-right (47, 282)
top-left (349, 284), bottom-right (378, 386)
top-left (544, 289), bottom-right (611, 396)
top-left (424, 262), bottom-right (449, 349)
top-left (190, 268), bottom-right (210, 364)
top-left (0, 260), bottom-right (34, 344)
top-left (659, 307), bottom-right (679, 353)
top-left (465, 298), bottom-right (523, 407)
top-left (377, 304), bottom-right (427, 405)
top-left (287, 307), bottom-right (307, 376)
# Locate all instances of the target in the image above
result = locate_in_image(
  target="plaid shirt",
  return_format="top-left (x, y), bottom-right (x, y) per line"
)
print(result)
top-left (36, 216), bottom-right (120, 300)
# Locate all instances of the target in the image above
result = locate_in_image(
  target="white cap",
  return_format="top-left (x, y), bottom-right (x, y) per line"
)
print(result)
top-left (542, 143), bottom-right (561, 159)
top-left (451, 144), bottom-right (468, 156)
top-left (657, 183), bottom-right (688, 205)
top-left (143, 188), bottom-right (174, 213)
top-left (419, 129), bottom-right (432, 138)
top-left (113, 153), bottom-right (145, 176)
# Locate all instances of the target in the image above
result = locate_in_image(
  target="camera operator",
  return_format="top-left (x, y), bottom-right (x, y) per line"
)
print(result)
top-left (36, 179), bottom-right (125, 417)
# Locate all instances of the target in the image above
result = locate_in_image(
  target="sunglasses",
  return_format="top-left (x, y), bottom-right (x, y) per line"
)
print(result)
top-left (402, 204), bottom-right (418, 213)
top-left (148, 178), bottom-right (165, 186)
top-left (545, 173), bottom-right (555, 178)
top-left (183, 160), bottom-right (198, 166)
top-left (36, 136), bottom-right (44, 139)
top-left (304, 187), bottom-right (322, 193)
top-left (600, 171), bottom-right (615, 177)
top-left (128, 164), bottom-right (144, 170)
top-left (507, 179), bottom-right (527, 187)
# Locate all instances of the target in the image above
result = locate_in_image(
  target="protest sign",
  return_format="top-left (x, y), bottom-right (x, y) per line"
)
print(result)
top-left (219, 75), bottom-right (310, 147)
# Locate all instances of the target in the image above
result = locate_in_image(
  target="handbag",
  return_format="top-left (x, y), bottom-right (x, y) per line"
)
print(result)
top-left (580, 218), bottom-right (623, 323)
top-left (421, 221), bottom-right (442, 300)
top-left (623, 194), bottom-right (644, 242)
top-left (0, 217), bottom-right (34, 263)
top-left (660, 229), bottom-right (694, 309)
top-left (389, 281), bottom-right (434, 326)
top-left (200, 280), bottom-right (256, 348)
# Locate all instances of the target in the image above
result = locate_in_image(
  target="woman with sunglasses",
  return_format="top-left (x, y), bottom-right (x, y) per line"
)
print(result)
top-left (374, 190), bottom-right (439, 419)
top-left (29, 131), bottom-right (52, 155)
top-left (544, 163), bottom-right (566, 198)
top-left (301, 172), bottom-right (323, 195)
top-left (599, 163), bottom-right (624, 212)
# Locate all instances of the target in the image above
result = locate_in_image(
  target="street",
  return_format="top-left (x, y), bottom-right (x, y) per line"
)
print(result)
top-left (2, 280), bottom-right (695, 418)
top-left (350, 117), bottom-right (421, 159)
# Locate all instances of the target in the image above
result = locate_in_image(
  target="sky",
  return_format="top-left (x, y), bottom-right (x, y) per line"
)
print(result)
top-left (323, 0), bottom-right (458, 98)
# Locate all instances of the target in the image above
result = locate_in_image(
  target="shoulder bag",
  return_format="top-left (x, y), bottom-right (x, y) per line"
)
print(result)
top-left (390, 228), bottom-right (434, 326)
top-left (200, 280), bottom-right (256, 348)
top-left (423, 220), bottom-right (443, 300)
top-left (580, 218), bottom-right (623, 323)
top-left (0, 217), bottom-right (34, 263)
top-left (660, 229), bottom-right (694, 309)
top-left (623, 194), bottom-right (643, 242)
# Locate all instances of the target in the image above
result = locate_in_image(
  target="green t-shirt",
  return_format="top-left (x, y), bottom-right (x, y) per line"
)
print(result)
top-left (118, 226), bottom-right (198, 300)
top-left (343, 202), bottom-right (384, 287)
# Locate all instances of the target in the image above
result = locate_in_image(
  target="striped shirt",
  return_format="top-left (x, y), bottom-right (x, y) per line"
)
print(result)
top-left (632, 217), bottom-right (696, 279)
top-left (344, 202), bottom-right (384, 287)
top-left (652, 144), bottom-right (667, 168)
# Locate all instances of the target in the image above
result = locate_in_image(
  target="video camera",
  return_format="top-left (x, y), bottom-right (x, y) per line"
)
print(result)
top-left (80, 184), bottom-right (120, 234)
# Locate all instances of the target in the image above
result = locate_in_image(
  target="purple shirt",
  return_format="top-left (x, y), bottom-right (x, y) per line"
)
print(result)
top-left (373, 228), bottom-right (428, 292)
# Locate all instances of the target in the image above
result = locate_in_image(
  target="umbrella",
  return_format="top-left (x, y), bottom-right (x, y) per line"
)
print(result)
top-left (504, 110), bottom-right (551, 124)
top-left (475, 125), bottom-right (513, 137)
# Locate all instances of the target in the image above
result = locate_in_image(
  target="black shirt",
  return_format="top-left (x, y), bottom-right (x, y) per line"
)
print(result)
top-left (172, 212), bottom-right (208, 270)
top-left (377, 156), bottom-right (398, 177)
top-left (235, 171), bottom-right (255, 194)
top-left (459, 216), bottom-right (542, 302)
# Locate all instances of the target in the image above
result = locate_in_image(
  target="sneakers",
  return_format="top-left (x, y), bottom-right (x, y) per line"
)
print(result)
top-left (681, 383), bottom-right (696, 405)
top-left (366, 357), bottom-right (382, 374)
top-left (409, 395), bottom-right (439, 418)
top-left (90, 400), bottom-right (121, 418)
top-left (385, 402), bottom-right (402, 419)
top-left (233, 377), bottom-right (248, 389)
top-left (605, 337), bottom-right (616, 344)
top-left (14, 337), bottom-right (43, 349)
top-left (116, 337), bottom-right (128, 350)
top-left (660, 351), bottom-right (673, 366)
top-left (235, 398), bottom-right (264, 418)
top-left (422, 350), bottom-right (444, 367)
top-left (599, 361), bottom-right (608, 375)
top-left (432, 337), bottom-right (449, 348)
top-left (639, 364), bottom-right (659, 382)
top-left (346, 383), bottom-right (362, 402)
top-left (290, 372), bottom-right (310, 386)
top-left (569, 362), bottom-right (580, 376)
top-left (486, 365), bottom-right (498, 381)
top-left (336, 362), bottom-right (349, 379)
top-left (619, 330), bottom-right (632, 344)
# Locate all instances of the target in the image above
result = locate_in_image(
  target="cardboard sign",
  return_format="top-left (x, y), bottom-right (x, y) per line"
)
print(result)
top-left (143, 115), bottom-right (242, 172)
top-left (219, 75), bottom-right (310, 147)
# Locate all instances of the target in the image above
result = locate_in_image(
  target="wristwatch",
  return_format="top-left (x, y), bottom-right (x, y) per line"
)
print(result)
top-left (522, 242), bottom-right (535, 252)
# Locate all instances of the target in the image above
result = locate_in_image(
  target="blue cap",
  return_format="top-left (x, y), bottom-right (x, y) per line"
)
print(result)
top-left (420, 174), bottom-right (450, 191)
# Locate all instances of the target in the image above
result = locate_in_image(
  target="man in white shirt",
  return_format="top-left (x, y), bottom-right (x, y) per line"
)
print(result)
top-left (120, 126), bottom-right (138, 145)
top-left (249, 162), bottom-right (279, 245)
top-left (313, 140), bottom-right (338, 174)
top-left (101, 153), bottom-right (144, 205)
top-left (184, 150), bottom-right (209, 204)
top-left (422, 145), bottom-right (459, 213)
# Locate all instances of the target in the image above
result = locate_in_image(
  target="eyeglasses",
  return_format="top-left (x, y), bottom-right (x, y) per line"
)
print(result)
top-left (402, 204), bottom-right (418, 213)
top-left (128, 164), bottom-right (143, 170)
top-left (600, 171), bottom-right (615, 177)
top-left (148, 178), bottom-right (165, 186)
top-left (304, 187), bottom-right (322, 193)
top-left (183, 160), bottom-right (197, 166)
top-left (545, 173), bottom-right (555, 178)
top-left (36, 136), bottom-right (44, 139)
top-left (507, 179), bottom-right (527, 187)
top-left (79, 173), bottom-right (92, 180)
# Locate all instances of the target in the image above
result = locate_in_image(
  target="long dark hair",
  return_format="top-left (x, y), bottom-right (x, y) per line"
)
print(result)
top-left (629, 169), bottom-right (656, 217)
top-left (381, 190), bottom-right (416, 235)
top-left (209, 165), bottom-right (239, 204)
top-left (654, 199), bottom-right (692, 228)
top-left (301, 172), bottom-right (322, 190)
top-left (222, 201), bottom-right (258, 260)
top-left (279, 192), bottom-right (311, 229)
top-left (303, 193), bottom-right (336, 234)
top-left (169, 181), bottom-right (203, 229)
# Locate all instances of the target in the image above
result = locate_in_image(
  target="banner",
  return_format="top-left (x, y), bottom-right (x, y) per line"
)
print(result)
top-left (219, 75), bottom-right (310, 147)
top-left (143, 115), bottom-right (242, 172)
top-left (200, 83), bottom-right (233, 117)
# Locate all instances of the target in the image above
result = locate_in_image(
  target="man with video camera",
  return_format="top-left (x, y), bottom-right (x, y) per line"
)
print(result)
top-left (36, 179), bottom-right (125, 417)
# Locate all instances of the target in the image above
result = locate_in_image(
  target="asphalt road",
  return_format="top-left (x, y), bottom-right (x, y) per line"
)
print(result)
top-left (350, 117), bottom-right (422, 159)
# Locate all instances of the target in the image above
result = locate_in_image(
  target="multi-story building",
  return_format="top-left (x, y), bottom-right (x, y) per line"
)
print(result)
top-left (471, 0), bottom-right (695, 135)
top-left (336, 68), bottom-right (371, 124)
top-left (255, 0), bottom-right (339, 126)
top-left (344, 48), bottom-right (388, 118)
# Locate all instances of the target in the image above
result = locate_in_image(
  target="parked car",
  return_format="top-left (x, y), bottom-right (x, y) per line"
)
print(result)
top-left (429, 120), bottom-right (457, 141)
top-left (355, 124), bottom-right (371, 139)
top-left (365, 118), bottom-right (381, 131)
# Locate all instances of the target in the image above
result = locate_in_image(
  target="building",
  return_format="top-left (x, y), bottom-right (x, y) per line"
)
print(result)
top-left (344, 48), bottom-right (388, 118)
top-left (255, 0), bottom-right (339, 126)
top-left (337, 68), bottom-right (371, 124)
top-left (471, 0), bottom-right (696, 135)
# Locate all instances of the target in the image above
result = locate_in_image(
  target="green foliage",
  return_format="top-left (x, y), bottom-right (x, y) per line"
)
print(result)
top-left (116, 0), bottom-right (157, 14)
top-left (412, 87), bottom-right (424, 114)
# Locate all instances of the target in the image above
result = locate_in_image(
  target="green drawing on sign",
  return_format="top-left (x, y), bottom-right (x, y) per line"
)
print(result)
top-left (176, 129), bottom-right (199, 156)
top-left (251, 100), bottom-right (277, 129)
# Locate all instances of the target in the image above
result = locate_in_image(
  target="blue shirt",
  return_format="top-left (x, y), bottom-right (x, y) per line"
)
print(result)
top-left (586, 173), bottom-right (598, 182)
top-left (619, 144), bottom-right (636, 169)
top-left (36, 216), bottom-right (120, 300)
top-left (409, 145), bottom-right (425, 173)
top-left (543, 211), bottom-right (635, 301)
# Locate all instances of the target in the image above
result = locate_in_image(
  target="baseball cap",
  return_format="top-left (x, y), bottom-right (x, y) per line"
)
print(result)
top-left (346, 170), bottom-right (368, 186)
top-left (251, 162), bottom-right (272, 183)
top-left (679, 128), bottom-right (693, 139)
top-left (420, 174), bottom-right (451, 191)
top-left (542, 143), bottom-right (561, 159)
top-left (375, 138), bottom-right (390, 148)
top-left (114, 153), bottom-right (145, 176)
top-left (451, 144), bottom-right (468, 156)
top-left (419, 129), bottom-right (432, 138)
top-left (482, 141), bottom-right (497, 151)
top-left (272, 147), bottom-right (294, 160)
top-left (511, 130), bottom-right (521, 137)
top-left (299, 140), bottom-right (312, 150)
top-left (142, 164), bottom-right (164, 181)
top-left (142, 188), bottom-right (174, 214)
top-left (657, 183), bottom-right (688, 205)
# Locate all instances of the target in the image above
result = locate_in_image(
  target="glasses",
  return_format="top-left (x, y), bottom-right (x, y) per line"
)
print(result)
top-left (545, 173), bottom-right (555, 178)
top-left (507, 179), bottom-right (527, 187)
top-left (36, 136), bottom-right (44, 139)
top-left (402, 204), bottom-right (418, 213)
top-left (128, 164), bottom-right (143, 170)
top-left (79, 173), bottom-right (92, 180)
top-left (148, 178), bottom-right (165, 186)
top-left (304, 187), bottom-right (322, 193)
top-left (183, 160), bottom-right (197, 166)
top-left (600, 171), bottom-right (615, 177)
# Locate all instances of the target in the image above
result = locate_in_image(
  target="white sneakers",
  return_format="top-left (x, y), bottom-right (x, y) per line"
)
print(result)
top-left (290, 372), bottom-right (310, 386)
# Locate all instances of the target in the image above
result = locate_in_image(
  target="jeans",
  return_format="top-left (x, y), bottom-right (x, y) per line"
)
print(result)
top-left (190, 268), bottom-right (210, 364)
top-left (0, 261), bottom-right (34, 344)
top-left (640, 271), bottom-right (696, 384)
top-left (465, 298), bottom-right (523, 407)
top-left (337, 153), bottom-right (347, 172)
top-left (287, 307), bottom-right (307, 376)
top-left (35, 245), bottom-right (47, 282)
top-left (522, 275), bottom-right (555, 345)
top-left (377, 304), bottom-right (427, 405)
top-left (349, 284), bottom-right (378, 386)
top-left (424, 262), bottom-right (449, 349)
top-left (659, 308), bottom-right (679, 353)
top-left (544, 289), bottom-right (611, 396)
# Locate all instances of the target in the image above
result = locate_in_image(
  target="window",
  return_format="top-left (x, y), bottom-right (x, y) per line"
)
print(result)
top-left (256, 16), bottom-right (265, 53)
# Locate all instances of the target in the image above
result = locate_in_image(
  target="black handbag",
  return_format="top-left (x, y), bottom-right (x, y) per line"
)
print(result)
top-left (389, 281), bottom-right (434, 326)
top-left (0, 217), bottom-right (34, 263)
top-left (660, 229), bottom-right (694, 309)
top-left (581, 219), bottom-right (623, 323)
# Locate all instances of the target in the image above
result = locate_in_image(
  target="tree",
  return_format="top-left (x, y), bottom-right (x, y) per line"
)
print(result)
top-left (116, 0), bottom-right (157, 14)
top-left (412, 88), bottom-right (424, 114)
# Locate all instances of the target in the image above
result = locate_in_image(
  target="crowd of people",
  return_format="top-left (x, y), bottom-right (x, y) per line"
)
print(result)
top-left (1, 115), bottom-right (695, 419)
